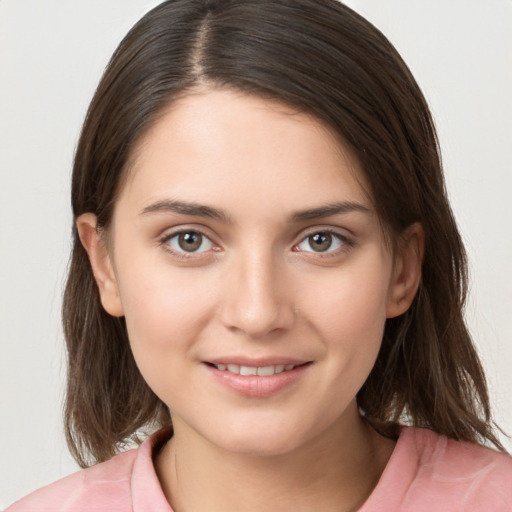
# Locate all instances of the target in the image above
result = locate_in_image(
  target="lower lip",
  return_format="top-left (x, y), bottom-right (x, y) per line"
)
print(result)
top-left (204, 363), bottom-right (311, 398)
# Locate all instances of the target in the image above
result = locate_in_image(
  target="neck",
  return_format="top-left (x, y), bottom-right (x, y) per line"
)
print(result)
top-left (155, 406), bottom-right (395, 512)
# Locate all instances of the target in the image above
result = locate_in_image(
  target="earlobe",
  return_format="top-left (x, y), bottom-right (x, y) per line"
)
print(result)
top-left (76, 213), bottom-right (124, 317)
top-left (386, 222), bottom-right (424, 318)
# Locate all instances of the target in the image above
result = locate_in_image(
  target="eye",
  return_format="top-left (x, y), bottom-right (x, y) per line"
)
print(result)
top-left (165, 230), bottom-right (214, 254)
top-left (296, 231), bottom-right (346, 253)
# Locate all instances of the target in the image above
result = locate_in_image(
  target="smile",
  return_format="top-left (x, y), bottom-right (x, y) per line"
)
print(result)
top-left (212, 363), bottom-right (298, 376)
top-left (205, 360), bottom-right (311, 397)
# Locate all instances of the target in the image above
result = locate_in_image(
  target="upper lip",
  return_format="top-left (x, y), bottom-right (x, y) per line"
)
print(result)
top-left (205, 357), bottom-right (310, 367)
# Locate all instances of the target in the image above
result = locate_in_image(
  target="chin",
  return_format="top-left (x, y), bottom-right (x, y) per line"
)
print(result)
top-left (203, 421), bottom-right (316, 458)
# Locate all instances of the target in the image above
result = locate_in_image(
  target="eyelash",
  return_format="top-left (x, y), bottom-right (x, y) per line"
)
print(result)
top-left (158, 228), bottom-right (354, 260)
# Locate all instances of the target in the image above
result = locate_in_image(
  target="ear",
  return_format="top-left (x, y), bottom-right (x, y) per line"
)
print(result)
top-left (386, 222), bottom-right (424, 318)
top-left (76, 213), bottom-right (124, 317)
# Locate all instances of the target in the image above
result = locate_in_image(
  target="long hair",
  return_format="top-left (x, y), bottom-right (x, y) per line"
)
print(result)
top-left (63, 0), bottom-right (503, 467)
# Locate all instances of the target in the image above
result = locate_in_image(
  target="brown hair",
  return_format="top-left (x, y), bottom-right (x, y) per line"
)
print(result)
top-left (63, 0), bottom-right (504, 467)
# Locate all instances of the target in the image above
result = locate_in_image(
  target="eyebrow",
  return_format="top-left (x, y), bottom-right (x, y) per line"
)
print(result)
top-left (140, 200), bottom-right (231, 222)
top-left (290, 201), bottom-right (371, 222)
top-left (140, 199), bottom-right (370, 223)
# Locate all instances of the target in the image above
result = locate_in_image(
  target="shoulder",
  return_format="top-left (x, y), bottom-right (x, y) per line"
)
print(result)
top-left (6, 449), bottom-right (137, 512)
top-left (5, 430), bottom-right (173, 512)
top-left (410, 426), bottom-right (512, 477)
top-left (402, 427), bottom-right (512, 511)
top-left (362, 426), bottom-right (512, 512)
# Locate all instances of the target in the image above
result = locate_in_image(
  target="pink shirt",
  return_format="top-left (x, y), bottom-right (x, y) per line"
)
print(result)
top-left (7, 427), bottom-right (512, 511)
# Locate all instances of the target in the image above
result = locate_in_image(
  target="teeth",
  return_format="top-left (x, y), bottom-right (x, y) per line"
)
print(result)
top-left (257, 365), bottom-right (275, 376)
top-left (227, 364), bottom-right (240, 374)
top-left (214, 363), bottom-right (298, 376)
top-left (240, 366), bottom-right (257, 376)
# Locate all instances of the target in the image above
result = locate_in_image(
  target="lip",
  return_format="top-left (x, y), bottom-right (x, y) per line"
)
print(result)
top-left (203, 359), bottom-right (312, 398)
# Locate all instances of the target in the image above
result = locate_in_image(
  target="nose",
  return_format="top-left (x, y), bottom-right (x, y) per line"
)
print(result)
top-left (220, 251), bottom-right (295, 339)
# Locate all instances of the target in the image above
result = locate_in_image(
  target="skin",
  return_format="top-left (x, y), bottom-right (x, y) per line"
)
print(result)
top-left (78, 88), bottom-right (424, 512)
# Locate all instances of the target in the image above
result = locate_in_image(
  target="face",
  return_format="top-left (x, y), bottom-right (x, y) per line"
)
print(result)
top-left (80, 88), bottom-right (419, 457)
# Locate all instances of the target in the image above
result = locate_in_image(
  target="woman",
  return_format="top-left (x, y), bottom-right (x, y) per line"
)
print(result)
top-left (7, 1), bottom-right (512, 510)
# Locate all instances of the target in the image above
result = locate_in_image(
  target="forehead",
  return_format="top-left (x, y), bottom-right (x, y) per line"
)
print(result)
top-left (119, 88), bottom-right (373, 219)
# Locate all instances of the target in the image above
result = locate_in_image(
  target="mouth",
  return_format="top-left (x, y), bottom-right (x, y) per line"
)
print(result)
top-left (207, 362), bottom-right (305, 376)
top-left (204, 360), bottom-right (312, 397)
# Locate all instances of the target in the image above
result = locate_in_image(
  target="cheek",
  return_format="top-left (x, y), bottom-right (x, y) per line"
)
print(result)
top-left (300, 259), bottom-right (392, 336)
top-left (114, 257), bottom-right (218, 370)
top-left (118, 270), bottom-right (221, 410)
top-left (299, 259), bottom-right (391, 383)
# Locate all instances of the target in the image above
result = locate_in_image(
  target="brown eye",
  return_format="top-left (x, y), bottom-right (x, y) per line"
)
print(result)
top-left (296, 231), bottom-right (346, 254)
top-left (166, 231), bottom-right (214, 254)
top-left (179, 232), bottom-right (202, 252)
top-left (308, 232), bottom-right (332, 252)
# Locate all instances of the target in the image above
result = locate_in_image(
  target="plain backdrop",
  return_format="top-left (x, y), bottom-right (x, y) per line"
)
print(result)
top-left (1, 0), bottom-right (511, 507)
